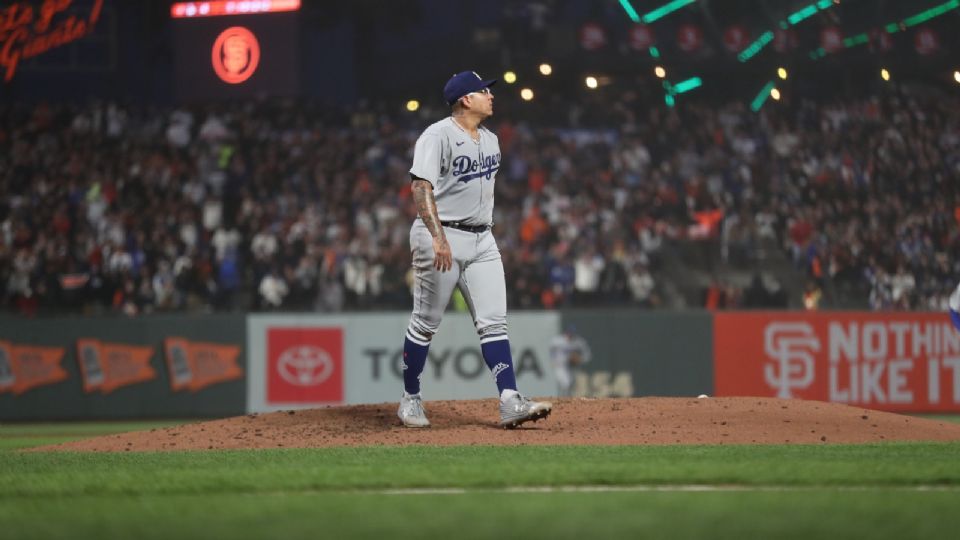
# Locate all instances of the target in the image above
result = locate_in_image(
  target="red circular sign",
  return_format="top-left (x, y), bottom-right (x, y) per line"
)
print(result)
top-left (628, 24), bottom-right (654, 50)
top-left (723, 25), bottom-right (747, 52)
top-left (914, 28), bottom-right (940, 55)
top-left (211, 26), bottom-right (260, 84)
top-left (579, 22), bottom-right (607, 51)
top-left (676, 24), bottom-right (703, 52)
top-left (870, 29), bottom-right (893, 52)
top-left (773, 29), bottom-right (798, 52)
top-left (820, 26), bottom-right (843, 53)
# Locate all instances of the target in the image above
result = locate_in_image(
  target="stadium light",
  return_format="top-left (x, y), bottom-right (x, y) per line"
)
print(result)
top-left (406, 100), bottom-right (419, 112)
top-left (654, 66), bottom-right (666, 78)
top-left (503, 71), bottom-right (517, 84)
top-left (881, 68), bottom-right (891, 81)
top-left (618, 0), bottom-right (641, 23)
top-left (642, 0), bottom-right (696, 24)
top-left (777, 67), bottom-right (788, 80)
top-left (520, 88), bottom-right (534, 100)
top-left (585, 76), bottom-right (599, 89)
top-left (539, 63), bottom-right (553, 76)
top-left (750, 81), bottom-right (776, 112)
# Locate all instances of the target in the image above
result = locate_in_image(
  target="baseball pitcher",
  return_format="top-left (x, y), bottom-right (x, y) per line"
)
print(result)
top-left (397, 71), bottom-right (552, 429)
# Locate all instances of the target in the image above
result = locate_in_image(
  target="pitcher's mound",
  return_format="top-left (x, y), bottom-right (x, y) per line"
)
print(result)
top-left (33, 397), bottom-right (960, 452)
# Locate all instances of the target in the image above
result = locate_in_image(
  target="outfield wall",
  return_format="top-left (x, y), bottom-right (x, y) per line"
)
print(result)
top-left (0, 315), bottom-right (246, 420)
top-left (1, 311), bottom-right (957, 419)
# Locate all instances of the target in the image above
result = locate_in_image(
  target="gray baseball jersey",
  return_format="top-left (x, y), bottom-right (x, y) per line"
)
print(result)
top-left (405, 117), bottom-right (508, 344)
top-left (409, 117), bottom-right (501, 226)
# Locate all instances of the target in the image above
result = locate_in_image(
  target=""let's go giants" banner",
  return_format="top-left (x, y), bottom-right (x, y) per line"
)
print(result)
top-left (0, 0), bottom-right (104, 82)
top-left (715, 312), bottom-right (960, 412)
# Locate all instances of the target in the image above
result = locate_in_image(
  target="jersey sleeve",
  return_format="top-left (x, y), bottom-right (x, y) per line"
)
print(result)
top-left (409, 132), bottom-right (444, 186)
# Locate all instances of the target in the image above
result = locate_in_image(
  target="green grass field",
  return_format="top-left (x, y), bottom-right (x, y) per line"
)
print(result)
top-left (3, 421), bottom-right (960, 539)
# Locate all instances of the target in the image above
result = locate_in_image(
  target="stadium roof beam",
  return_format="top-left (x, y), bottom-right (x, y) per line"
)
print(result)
top-left (618, 0), bottom-right (641, 23)
top-left (886, 0), bottom-right (959, 33)
top-left (750, 81), bottom-right (776, 112)
top-left (642, 0), bottom-right (697, 24)
top-left (739, 0), bottom-right (836, 63)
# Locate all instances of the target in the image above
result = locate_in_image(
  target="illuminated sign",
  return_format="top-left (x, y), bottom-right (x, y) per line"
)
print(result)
top-left (171, 0), bottom-right (301, 19)
top-left (211, 26), bottom-right (260, 84)
top-left (0, 0), bottom-right (104, 82)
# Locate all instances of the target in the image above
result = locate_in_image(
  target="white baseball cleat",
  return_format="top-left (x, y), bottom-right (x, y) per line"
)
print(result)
top-left (398, 392), bottom-right (431, 428)
top-left (499, 394), bottom-right (552, 429)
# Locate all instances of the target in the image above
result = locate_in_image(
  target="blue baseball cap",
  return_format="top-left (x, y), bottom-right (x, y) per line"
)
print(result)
top-left (443, 71), bottom-right (497, 105)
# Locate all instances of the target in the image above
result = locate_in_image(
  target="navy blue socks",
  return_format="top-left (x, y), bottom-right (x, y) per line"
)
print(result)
top-left (480, 337), bottom-right (518, 396)
top-left (402, 336), bottom-right (430, 395)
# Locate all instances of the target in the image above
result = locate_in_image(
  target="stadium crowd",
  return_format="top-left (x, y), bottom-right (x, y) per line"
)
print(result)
top-left (1, 88), bottom-right (958, 316)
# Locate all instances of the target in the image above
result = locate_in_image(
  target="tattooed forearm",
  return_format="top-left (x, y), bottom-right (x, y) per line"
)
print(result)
top-left (411, 179), bottom-right (446, 240)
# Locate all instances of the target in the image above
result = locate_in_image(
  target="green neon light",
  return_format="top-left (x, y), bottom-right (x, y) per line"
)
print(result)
top-left (738, 31), bottom-right (774, 62)
top-left (665, 94), bottom-right (676, 107)
top-left (887, 0), bottom-right (958, 33)
top-left (903, 0), bottom-right (959, 27)
top-left (842, 33), bottom-right (868, 48)
top-left (808, 47), bottom-right (826, 60)
top-left (787, 5), bottom-right (817, 25)
top-left (649, 46), bottom-right (661, 58)
top-left (672, 77), bottom-right (702, 94)
top-left (750, 81), bottom-right (775, 112)
top-left (642, 0), bottom-right (696, 24)
top-left (786, 0), bottom-right (835, 26)
top-left (618, 0), bottom-right (641, 23)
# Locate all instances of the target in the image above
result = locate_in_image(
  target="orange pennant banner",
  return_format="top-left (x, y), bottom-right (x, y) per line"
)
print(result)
top-left (164, 338), bottom-right (243, 392)
top-left (76, 339), bottom-right (157, 394)
top-left (0, 340), bottom-right (68, 395)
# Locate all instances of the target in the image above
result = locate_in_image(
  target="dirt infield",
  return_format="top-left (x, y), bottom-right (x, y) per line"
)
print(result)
top-left (34, 397), bottom-right (960, 452)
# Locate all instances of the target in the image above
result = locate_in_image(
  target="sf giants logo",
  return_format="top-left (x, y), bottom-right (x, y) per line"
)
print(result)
top-left (212, 26), bottom-right (260, 84)
top-left (764, 322), bottom-right (820, 398)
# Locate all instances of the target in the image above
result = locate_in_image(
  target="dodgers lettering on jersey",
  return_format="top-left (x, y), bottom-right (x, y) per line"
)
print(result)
top-left (451, 152), bottom-right (500, 183)
top-left (409, 118), bottom-right (501, 226)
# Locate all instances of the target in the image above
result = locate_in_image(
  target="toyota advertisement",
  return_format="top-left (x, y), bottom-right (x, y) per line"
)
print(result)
top-left (714, 312), bottom-right (960, 413)
top-left (245, 313), bottom-right (560, 412)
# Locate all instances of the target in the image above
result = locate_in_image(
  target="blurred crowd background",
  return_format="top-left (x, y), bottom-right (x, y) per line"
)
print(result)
top-left (3, 88), bottom-right (957, 316)
top-left (1, 0), bottom-right (958, 316)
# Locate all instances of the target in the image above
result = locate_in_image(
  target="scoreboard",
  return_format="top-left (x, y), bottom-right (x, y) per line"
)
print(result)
top-left (171, 1), bottom-right (300, 100)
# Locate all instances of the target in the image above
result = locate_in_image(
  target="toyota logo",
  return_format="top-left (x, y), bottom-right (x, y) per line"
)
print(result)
top-left (277, 346), bottom-right (334, 386)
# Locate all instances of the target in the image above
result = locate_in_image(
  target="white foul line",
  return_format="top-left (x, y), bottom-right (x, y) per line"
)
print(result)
top-left (375, 484), bottom-right (960, 495)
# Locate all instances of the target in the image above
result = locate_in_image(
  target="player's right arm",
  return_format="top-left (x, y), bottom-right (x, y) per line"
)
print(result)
top-left (411, 179), bottom-right (452, 272)
top-left (409, 130), bottom-right (452, 272)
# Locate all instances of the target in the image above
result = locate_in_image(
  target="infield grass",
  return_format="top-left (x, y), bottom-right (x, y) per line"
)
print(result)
top-left (3, 422), bottom-right (960, 539)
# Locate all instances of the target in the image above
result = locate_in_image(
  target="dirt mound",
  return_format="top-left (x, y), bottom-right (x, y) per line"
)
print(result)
top-left (33, 397), bottom-right (960, 452)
